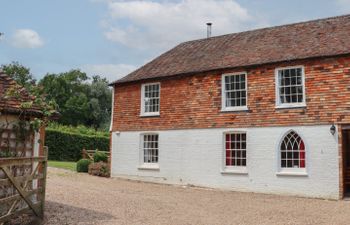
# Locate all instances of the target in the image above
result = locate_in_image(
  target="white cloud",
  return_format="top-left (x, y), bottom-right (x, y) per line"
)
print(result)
top-left (81, 64), bottom-right (137, 82)
top-left (11, 29), bottom-right (44, 48)
top-left (102, 0), bottom-right (265, 51)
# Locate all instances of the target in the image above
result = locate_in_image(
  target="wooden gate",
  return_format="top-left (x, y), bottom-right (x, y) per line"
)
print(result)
top-left (82, 149), bottom-right (110, 161)
top-left (0, 147), bottom-right (48, 224)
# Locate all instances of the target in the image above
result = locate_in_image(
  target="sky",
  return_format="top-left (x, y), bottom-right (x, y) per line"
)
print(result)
top-left (0, 0), bottom-right (350, 82)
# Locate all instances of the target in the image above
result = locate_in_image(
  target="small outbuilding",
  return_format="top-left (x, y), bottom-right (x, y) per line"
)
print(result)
top-left (0, 71), bottom-right (48, 224)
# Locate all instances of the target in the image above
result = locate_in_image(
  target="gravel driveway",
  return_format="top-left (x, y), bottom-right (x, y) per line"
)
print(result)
top-left (45, 167), bottom-right (350, 225)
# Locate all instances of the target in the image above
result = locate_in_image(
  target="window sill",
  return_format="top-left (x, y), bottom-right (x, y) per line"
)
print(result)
top-left (221, 167), bottom-right (248, 175)
top-left (140, 113), bottom-right (160, 118)
top-left (275, 104), bottom-right (306, 109)
top-left (276, 170), bottom-right (308, 177)
top-left (221, 106), bottom-right (249, 112)
top-left (138, 164), bottom-right (160, 171)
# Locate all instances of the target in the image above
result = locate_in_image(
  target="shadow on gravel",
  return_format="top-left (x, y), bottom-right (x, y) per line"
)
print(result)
top-left (43, 200), bottom-right (115, 225)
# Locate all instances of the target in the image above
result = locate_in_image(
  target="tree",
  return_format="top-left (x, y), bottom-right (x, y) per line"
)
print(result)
top-left (64, 93), bottom-right (89, 126)
top-left (1, 62), bottom-right (112, 130)
top-left (39, 70), bottom-right (89, 109)
top-left (87, 76), bottom-right (112, 130)
top-left (1, 62), bottom-right (35, 89)
top-left (39, 70), bottom-right (89, 125)
top-left (39, 71), bottom-right (111, 130)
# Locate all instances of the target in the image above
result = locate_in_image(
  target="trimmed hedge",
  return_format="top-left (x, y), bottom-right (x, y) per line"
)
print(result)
top-left (48, 122), bottom-right (109, 138)
top-left (46, 129), bottom-right (109, 161)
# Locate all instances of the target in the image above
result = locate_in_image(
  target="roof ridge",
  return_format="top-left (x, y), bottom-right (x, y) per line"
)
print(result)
top-left (181, 13), bottom-right (350, 45)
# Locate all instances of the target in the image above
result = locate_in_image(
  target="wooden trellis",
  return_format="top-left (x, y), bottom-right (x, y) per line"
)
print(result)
top-left (0, 147), bottom-right (48, 224)
top-left (0, 128), bottom-right (35, 158)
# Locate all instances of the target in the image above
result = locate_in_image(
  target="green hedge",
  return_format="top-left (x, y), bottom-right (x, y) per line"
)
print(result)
top-left (45, 129), bottom-right (109, 161)
top-left (48, 122), bottom-right (109, 138)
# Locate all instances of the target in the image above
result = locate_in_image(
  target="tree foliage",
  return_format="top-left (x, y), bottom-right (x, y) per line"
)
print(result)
top-left (87, 76), bottom-right (112, 130)
top-left (1, 62), bottom-right (112, 131)
top-left (1, 61), bottom-right (36, 89)
top-left (39, 70), bottom-right (112, 130)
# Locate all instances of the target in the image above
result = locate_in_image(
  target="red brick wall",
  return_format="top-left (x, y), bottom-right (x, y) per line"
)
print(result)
top-left (112, 56), bottom-right (350, 131)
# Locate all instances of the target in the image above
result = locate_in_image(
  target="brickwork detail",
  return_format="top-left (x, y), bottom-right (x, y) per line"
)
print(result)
top-left (112, 56), bottom-right (350, 131)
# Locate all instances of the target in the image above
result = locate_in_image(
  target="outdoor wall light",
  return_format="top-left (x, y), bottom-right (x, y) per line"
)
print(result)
top-left (330, 125), bottom-right (336, 135)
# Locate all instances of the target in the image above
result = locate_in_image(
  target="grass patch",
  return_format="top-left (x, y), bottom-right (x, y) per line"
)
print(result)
top-left (48, 161), bottom-right (77, 171)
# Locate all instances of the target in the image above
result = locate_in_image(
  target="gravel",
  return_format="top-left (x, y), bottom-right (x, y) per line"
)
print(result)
top-left (45, 167), bottom-right (350, 225)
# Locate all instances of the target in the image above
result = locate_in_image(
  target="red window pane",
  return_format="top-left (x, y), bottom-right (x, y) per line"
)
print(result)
top-left (225, 133), bottom-right (246, 167)
top-left (225, 134), bottom-right (231, 166)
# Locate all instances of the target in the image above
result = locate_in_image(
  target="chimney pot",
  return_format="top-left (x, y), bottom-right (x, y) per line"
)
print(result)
top-left (206, 22), bottom-right (212, 38)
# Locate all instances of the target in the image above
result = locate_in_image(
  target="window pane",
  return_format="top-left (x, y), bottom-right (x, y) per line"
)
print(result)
top-left (278, 68), bottom-right (304, 104)
top-left (235, 81), bottom-right (240, 90)
top-left (297, 76), bottom-right (302, 84)
top-left (225, 133), bottom-right (247, 167)
top-left (225, 76), bottom-right (229, 84)
top-left (143, 84), bottom-right (160, 113)
top-left (224, 74), bottom-right (247, 108)
top-left (235, 75), bottom-right (240, 83)
top-left (240, 81), bottom-right (245, 89)
top-left (291, 76), bottom-right (297, 85)
top-left (143, 134), bottom-right (159, 163)
top-left (280, 131), bottom-right (306, 168)
top-left (281, 160), bottom-right (286, 167)
top-left (286, 95), bottom-right (291, 104)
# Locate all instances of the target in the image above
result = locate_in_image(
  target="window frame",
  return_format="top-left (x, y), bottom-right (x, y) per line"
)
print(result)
top-left (275, 65), bottom-right (306, 109)
top-left (138, 133), bottom-right (160, 170)
top-left (221, 131), bottom-right (248, 175)
top-left (276, 129), bottom-right (308, 176)
top-left (140, 82), bottom-right (161, 117)
top-left (221, 72), bottom-right (248, 112)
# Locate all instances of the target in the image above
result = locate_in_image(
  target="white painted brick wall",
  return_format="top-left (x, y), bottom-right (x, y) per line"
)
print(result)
top-left (111, 125), bottom-right (339, 199)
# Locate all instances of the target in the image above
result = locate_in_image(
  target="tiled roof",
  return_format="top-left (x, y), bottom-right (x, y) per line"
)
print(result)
top-left (112, 14), bottom-right (350, 84)
top-left (0, 71), bottom-right (43, 115)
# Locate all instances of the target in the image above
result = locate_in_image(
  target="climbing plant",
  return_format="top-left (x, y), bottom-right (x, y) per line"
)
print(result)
top-left (0, 82), bottom-right (57, 157)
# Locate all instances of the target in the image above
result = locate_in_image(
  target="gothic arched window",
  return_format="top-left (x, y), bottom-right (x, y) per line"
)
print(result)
top-left (280, 131), bottom-right (305, 168)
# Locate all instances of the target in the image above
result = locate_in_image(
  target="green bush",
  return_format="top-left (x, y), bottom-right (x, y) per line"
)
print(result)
top-left (45, 128), bottom-right (109, 162)
top-left (93, 151), bottom-right (108, 163)
top-left (76, 159), bottom-right (91, 172)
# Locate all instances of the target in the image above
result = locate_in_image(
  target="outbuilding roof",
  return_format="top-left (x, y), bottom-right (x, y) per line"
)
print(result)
top-left (112, 14), bottom-right (350, 84)
top-left (0, 71), bottom-right (43, 115)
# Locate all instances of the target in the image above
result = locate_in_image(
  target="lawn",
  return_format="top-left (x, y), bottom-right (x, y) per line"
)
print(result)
top-left (48, 161), bottom-right (76, 171)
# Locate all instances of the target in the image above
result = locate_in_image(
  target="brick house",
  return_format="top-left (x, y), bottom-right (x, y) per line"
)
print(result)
top-left (109, 15), bottom-right (350, 199)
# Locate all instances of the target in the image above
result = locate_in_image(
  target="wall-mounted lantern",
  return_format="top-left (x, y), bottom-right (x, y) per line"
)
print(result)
top-left (330, 125), bottom-right (336, 135)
